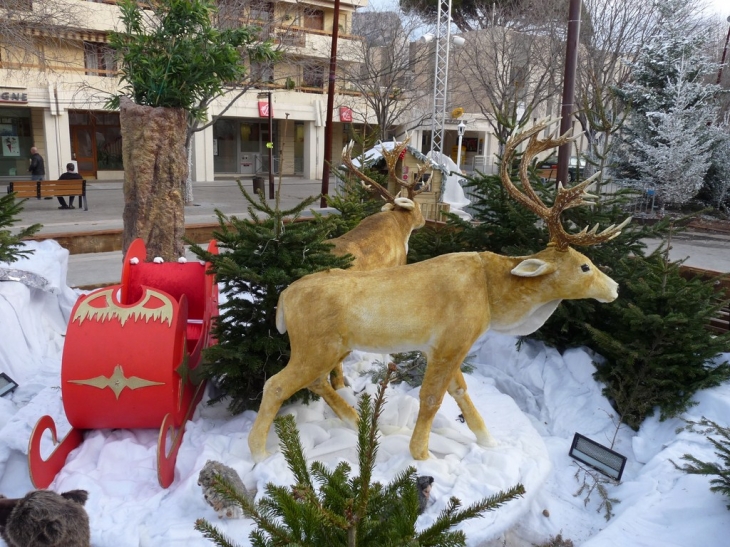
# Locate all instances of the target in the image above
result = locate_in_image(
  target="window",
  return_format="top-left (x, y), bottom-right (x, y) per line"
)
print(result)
top-left (250, 1), bottom-right (273, 22)
top-left (302, 63), bottom-right (324, 89)
top-left (6, 0), bottom-right (32, 10)
top-left (251, 61), bottom-right (274, 84)
top-left (94, 113), bottom-right (123, 170)
top-left (84, 42), bottom-right (116, 77)
top-left (303, 9), bottom-right (324, 31)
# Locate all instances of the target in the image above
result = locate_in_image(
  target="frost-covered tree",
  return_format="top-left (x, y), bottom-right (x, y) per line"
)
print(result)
top-left (628, 67), bottom-right (716, 206)
top-left (612, 0), bottom-right (722, 205)
top-left (702, 121), bottom-right (730, 211)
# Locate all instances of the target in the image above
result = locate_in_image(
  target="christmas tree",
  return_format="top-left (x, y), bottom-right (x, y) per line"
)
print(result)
top-left (191, 182), bottom-right (352, 413)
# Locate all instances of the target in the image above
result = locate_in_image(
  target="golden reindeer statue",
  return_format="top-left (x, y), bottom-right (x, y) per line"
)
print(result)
top-left (248, 119), bottom-right (630, 462)
top-left (326, 137), bottom-right (428, 389)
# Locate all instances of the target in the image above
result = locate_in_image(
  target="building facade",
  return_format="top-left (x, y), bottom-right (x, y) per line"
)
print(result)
top-left (0, 0), bottom-right (370, 183)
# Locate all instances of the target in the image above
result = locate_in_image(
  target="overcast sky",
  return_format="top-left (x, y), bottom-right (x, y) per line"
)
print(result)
top-left (363, 0), bottom-right (729, 18)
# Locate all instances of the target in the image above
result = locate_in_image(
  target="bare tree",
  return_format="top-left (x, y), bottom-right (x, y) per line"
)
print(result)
top-left (0, 0), bottom-right (86, 74)
top-left (574, 0), bottom-right (660, 182)
top-left (336, 10), bottom-right (434, 142)
top-left (451, 9), bottom-right (565, 146)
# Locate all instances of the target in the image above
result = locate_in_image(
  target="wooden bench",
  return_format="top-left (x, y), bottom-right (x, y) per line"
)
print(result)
top-left (7, 179), bottom-right (88, 211)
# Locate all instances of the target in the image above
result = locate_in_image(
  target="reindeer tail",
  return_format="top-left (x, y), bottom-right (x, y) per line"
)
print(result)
top-left (275, 296), bottom-right (287, 334)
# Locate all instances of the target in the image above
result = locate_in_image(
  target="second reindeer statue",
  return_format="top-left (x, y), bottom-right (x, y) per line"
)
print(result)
top-left (326, 137), bottom-right (427, 389)
top-left (249, 119), bottom-right (630, 462)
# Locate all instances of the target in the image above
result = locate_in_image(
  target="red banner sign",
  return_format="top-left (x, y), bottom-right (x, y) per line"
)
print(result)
top-left (339, 106), bottom-right (353, 122)
top-left (258, 101), bottom-right (271, 118)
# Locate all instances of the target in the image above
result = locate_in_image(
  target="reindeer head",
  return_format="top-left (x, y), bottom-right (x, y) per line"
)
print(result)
top-left (342, 136), bottom-right (428, 227)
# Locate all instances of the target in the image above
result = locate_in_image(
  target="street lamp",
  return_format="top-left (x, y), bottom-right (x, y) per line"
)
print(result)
top-left (455, 120), bottom-right (466, 170)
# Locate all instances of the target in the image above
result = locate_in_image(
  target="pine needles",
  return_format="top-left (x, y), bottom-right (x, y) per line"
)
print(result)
top-left (675, 417), bottom-right (730, 509)
top-left (195, 368), bottom-right (525, 546)
top-left (0, 192), bottom-right (41, 264)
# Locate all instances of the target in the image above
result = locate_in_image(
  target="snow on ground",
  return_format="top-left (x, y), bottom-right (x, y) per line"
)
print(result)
top-left (1, 240), bottom-right (730, 546)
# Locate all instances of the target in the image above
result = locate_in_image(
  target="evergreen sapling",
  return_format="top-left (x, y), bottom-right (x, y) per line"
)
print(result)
top-left (194, 366), bottom-right (526, 546)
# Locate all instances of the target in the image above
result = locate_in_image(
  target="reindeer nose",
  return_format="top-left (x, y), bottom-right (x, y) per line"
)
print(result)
top-left (597, 277), bottom-right (619, 302)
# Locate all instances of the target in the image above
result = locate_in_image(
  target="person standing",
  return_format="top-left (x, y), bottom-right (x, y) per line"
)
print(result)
top-left (29, 147), bottom-right (45, 181)
top-left (57, 162), bottom-right (82, 209)
top-left (28, 146), bottom-right (48, 199)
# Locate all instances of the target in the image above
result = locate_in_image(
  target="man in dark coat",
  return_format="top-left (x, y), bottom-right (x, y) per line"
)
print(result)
top-left (29, 147), bottom-right (45, 181)
top-left (57, 162), bottom-right (82, 209)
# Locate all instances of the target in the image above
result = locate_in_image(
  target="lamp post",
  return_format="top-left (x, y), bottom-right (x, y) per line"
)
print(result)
top-left (455, 120), bottom-right (466, 170)
top-left (557, 0), bottom-right (581, 187)
top-left (717, 15), bottom-right (730, 85)
top-left (320, 0), bottom-right (341, 208)
top-left (258, 91), bottom-right (275, 199)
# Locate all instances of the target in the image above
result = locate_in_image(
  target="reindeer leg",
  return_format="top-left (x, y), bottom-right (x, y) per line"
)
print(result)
top-left (309, 375), bottom-right (358, 428)
top-left (249, 359), bottom-right (324, 463)
top-left (410, 351), bottom-right (467, 460)
top-left (329, 363), bottom-right (346, 390)
top-left (448, 369), bottom-right (496, 448)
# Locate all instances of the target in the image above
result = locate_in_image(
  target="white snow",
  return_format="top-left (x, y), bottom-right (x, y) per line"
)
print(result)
top-left (1, 240), bottom-right (730, 546)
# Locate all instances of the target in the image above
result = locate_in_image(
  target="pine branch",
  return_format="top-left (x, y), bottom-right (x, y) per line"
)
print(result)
top-left (417, 484), bottom-right (526, 545)
top-left (194, 518), bottom-right (243, 547)
top-left (275, 415), bottom-right (314, 491)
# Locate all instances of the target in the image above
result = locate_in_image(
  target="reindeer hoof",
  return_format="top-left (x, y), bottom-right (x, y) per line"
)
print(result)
top-left (409, 440), bottom-right (430, 460)
top-left (249, 445), bottom-right (271, 464)
top-left (476, 432), bottom-right (498, 448)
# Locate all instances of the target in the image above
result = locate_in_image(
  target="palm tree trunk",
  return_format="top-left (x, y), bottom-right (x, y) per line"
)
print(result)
top-left (120, 97), bottom-right (187, 261)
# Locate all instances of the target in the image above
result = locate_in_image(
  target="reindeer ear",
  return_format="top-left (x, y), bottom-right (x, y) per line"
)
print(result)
top-left (511, 259), bottom-right (555, 277)
top-left (393, 196), bottom-right (415, 210)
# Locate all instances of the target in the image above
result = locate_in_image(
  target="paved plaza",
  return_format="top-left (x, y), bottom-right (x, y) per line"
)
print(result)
top-left (11, 176), bottom-right (730, 288)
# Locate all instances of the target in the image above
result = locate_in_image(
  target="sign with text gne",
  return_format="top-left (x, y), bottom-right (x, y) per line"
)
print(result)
top-left (0, 90), bottom-right (28, 104)
top-left (339, 106), bottom-right (353, 122)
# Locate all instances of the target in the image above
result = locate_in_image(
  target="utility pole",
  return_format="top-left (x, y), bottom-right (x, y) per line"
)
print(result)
top-left (320, 0), bottom-right (341, 208)
top-left (557, 0), bottom-right (581, 187)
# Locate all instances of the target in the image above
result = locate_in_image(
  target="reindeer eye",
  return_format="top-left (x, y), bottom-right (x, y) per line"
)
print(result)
top-left (581, 264), bottom-right (590, 272)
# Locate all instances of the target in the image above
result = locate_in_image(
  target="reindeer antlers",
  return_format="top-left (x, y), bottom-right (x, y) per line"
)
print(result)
top-left (341, 135), bottom-right (427, 202)
top-left (500, 118), bottom-right (630, 251)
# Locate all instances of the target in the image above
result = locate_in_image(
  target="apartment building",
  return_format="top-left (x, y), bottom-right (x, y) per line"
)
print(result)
top-left (0, 0), bottom-right (370, 182)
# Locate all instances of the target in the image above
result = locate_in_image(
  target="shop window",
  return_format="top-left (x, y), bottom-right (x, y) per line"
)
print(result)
top-left (94, 112), bottom-right (123, 170)
top-left (0, 107), bottom-right (33, 177)
top-left (84, 42), bottom-right (116, 77)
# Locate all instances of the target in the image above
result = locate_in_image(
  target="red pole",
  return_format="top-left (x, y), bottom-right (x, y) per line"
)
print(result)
top-left (320, 0), bottom-right (341, 208)
top-left (557, 0), bottom-right (582, 187)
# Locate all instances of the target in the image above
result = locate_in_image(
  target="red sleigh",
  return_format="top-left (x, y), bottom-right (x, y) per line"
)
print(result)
top-left (28, 238), bottom-right (219, 488)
